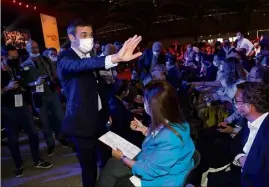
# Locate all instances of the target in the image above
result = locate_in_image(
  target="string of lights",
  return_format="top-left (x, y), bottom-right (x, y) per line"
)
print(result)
top-left (12, 0), bottom-right (37, 10)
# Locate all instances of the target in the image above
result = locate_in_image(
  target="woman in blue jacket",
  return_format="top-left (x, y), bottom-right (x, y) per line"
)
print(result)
top-left (96, 81), bottom-right (195, 187)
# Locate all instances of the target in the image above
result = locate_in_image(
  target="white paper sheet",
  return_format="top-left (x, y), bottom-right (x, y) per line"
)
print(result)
top-left (129, 175), bottom-right (142, 187)
top-left (98, 131), bottom-right (141, 159)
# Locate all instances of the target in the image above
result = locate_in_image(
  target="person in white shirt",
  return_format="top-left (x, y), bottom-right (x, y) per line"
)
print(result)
top-left (236, 32), bottom-right (254, 56)
top-left (207, 82), bottom-right (269, 187)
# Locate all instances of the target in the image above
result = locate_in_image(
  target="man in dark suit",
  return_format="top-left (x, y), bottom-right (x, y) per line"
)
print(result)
top-left (138, 42), bottom-right (165, 81)
top-left (207, 82), bottom-right (269, 187)
top-left (57, 20), bottom-right (142, 187)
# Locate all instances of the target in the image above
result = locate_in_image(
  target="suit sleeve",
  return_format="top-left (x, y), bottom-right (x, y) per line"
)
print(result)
top-left (58, 54), bottom-right (107, 74)
top-left (132, 137), bottom-right (182, 180)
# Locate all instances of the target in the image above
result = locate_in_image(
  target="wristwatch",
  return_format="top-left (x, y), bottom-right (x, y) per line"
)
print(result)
top-left (120, 155), bottom-right (127, 163)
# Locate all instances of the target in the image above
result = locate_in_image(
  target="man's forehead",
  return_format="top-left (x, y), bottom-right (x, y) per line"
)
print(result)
top-left (76, 26), bottom-right (92, 33)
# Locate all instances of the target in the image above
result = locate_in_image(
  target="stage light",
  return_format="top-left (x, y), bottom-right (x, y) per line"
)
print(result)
top-left (19, 2), bottom-right (22, 5)
top-left (26, 5), bottom-right (29, 8)
top-left (13, 0), bottom-right (16, 3)
top-left (34, 6), bottom-right (36, 10)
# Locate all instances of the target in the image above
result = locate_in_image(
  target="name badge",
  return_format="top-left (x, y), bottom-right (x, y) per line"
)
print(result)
top-left (14, 94), bottom-right (23, 107)
top-left (36, 84), bottom-right (44, 93)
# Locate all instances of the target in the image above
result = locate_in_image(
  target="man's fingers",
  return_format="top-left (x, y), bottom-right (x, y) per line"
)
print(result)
top-left (127, 35), bottom-right (142, 50)
top-left (130, 52), bottom-right (143, 60)
top-left (129, 36), bottom-right (142, 50)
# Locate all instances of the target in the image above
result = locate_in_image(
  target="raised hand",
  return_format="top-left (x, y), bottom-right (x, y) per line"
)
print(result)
top-left (111, 35), bottom-right (142, 63)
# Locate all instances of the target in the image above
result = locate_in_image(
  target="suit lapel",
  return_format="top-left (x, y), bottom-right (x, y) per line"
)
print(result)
top-left (243, 115), bottom-right (269, 174)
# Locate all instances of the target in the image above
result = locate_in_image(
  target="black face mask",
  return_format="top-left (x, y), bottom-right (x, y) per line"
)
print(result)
top-left (7, 58), bottom-right (21, 69)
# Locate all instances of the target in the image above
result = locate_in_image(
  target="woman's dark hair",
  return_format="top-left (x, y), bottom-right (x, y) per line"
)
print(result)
top-left (254, 65), bottom-right (269, 84)
top-left (223, 57), bottom-right (247, 86)
top-left (237, 82), bottom-right (269, 113)
top-left (113, 79), bottom-right (129, 96)
top-left (144, 81), bottom-right (186, 139)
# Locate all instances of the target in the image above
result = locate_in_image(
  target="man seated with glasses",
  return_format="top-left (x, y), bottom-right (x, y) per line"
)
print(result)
top-left (207, 82), bottom-right (269, 187)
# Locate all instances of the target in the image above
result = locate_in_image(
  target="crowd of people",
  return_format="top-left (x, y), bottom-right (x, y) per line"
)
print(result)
top-left (3, 30), bottom-right (31, 49)
top-left (1, 18), bottom-right (269, 187)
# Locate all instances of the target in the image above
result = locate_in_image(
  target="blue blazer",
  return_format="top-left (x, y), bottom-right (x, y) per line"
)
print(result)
top-left (57, 49), bottom-right (109, 137)
top-left (132, 122), bottom-right (195, 187)
top-left (237, 114), bottom-right (269, 187)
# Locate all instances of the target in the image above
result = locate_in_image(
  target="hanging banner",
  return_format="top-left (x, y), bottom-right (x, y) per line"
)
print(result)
top-left (40, 13), bottom-right (60, 51)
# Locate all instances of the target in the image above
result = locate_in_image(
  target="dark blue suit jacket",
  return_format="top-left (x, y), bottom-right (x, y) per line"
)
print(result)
top-left (109, 96), bottom-right (144, 147)
top-left (138, 49), bottom-right (165, 80)
top-left (57, 49), bottom-right (109, 138)
top-left (234, 114), bottom-right (269, 187)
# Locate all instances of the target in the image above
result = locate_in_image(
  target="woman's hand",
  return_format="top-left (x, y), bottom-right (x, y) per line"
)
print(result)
top-left (130, 118), bottom-right (145, 132)
top-left (112, 148), bottom-right (124, 160)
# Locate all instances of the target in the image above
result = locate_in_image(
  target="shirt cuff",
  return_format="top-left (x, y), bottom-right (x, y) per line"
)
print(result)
top-left (233, 153), bottom-right (246, 166)
top-left (105, 55), bottom-right (118, 69)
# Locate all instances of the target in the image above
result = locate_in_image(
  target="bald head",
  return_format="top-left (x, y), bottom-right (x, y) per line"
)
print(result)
top-left (26, 40), bottom-right (40, 56)
top-left (103, 43), bottom-right (117, 56)
top-left (152, 42), bottom-right (163, 55)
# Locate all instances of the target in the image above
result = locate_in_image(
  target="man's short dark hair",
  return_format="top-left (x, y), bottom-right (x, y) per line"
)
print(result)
top-left (67, 19), bottom-right (92, 36)
top-left (48, 47), bottom-right (57, 52)
top-left (237, 82), bottom-right (269, 113)
top-left (113, 79), bottom-right (129, 96)
top-left (1, 45), bottom-right (17, 57)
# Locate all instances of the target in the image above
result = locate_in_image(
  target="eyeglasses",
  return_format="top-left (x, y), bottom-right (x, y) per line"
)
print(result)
top-left (232, 98), bottom-right (245, 104)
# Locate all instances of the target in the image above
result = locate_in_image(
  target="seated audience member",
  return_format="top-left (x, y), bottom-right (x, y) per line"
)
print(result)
top-left (256, 36), bottom-right (269, 67)
top-left (96, 81), bottom-right (195, 187)
top-left (109, 80), bottom-right (144, 147)
top-left (192, 54), bottom-right (225, 88)
top-left (150, 64), bottom-right (166, 81)
top-left (166, 54), bottom-right (181, 89)
top-left (1, 46), bottom-right (52, 177)
top-left (138, 42), bottom-right (165, 80)
top-left (207, 82), bottom-right (269, 187)
top-left (247, 65), bottom-right (269, 84)
top-left (236, 48), bottom-right (252, 72)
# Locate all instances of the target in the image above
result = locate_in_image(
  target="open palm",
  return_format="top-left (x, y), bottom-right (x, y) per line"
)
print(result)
top-left (116, 35), bottom-right (142, 62)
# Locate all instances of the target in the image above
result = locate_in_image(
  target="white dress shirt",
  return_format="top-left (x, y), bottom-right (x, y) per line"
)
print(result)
top-left (233, 112), bottom-right (269, 166)
top-left (237, 38), bottom-right (254, 55)
top-left (71, 47), bottom-right (117, 110)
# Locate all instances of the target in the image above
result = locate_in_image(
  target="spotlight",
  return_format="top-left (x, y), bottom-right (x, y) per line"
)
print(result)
top-left (13, 0), bottom-right (16, 3)
top-left (34, 6), bottom-right (36, 10)
top-left (19, 2), bottom-right (22, 5)
top-left (26, 5), bottom-right (29, 8)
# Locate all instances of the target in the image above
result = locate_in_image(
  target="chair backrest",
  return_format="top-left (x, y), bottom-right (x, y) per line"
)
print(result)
top-left (182, 150), bottom-right (201, 187)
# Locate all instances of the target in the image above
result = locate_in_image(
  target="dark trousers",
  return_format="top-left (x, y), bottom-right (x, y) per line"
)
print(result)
top-left (72, 109), bottom-right (111, 187)
top-left (2, 105), bottom-right (40, 169)
top-left (207, 165), bottom-right (241, 187)
top-left (191, 126), bottom-right (234, 185)
top-left (34, 91), bottom-right (64, 148)
top-left (96, 158), bottom-right (134, 187)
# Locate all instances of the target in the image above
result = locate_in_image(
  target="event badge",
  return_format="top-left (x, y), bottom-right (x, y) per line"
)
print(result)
top-left (14, 94), bottom-right (23, 107)
top-left (36, 84), bottom-right (44, 93)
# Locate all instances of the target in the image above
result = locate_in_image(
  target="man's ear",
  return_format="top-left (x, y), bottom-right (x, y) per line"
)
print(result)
top-left (68, 34), bottom-right (75, 42)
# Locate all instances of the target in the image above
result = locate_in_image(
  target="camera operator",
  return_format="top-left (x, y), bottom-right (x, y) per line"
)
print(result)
top-left (1, 46), bottom-right (52, 177)
top-left (21, 40), bottom-right (67, 157)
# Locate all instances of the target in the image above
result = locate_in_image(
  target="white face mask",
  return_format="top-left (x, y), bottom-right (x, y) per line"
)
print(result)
top-left (78, 38), bottom-right (93, 53)
top-left (219, 64), bottom-right (224, 71)
top-left (30, 53), bottom-right (40, 58)
top-left (213, 60), bottom-right (220, 67)
top-left (144, 101), bottom-right (151, 116)
top-left (235, 103), bottom-right (251, 116)
top-left (153, 51), bottom-right (160, 56)
top-left (50, 56), bottom-right (58, 62)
